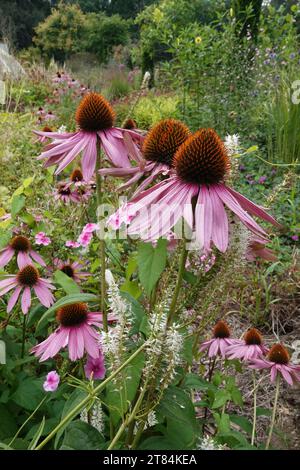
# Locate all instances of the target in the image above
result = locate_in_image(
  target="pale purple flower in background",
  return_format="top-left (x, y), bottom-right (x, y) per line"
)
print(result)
top-left (32, 303), bottom-right (116, 361)
top-left (53, 258), bottom-right (90, 284)
top-left (84, 353), bottom-right (106, 380)
top-left (43, 371), bottom-right (60, 392)
top-left (65, 240), bottom-right (80, 248)
top-left (0, 235), bottom-right (46, 269)
top-left (249, 344), bottom-right (300, 386)
top-left (200, 320), bottom-right (239, 358)
top-left (0, 265), bottom-right (55, 314)
top-left (258, 176), bottom-right (267, 184)
top-left (35, 232), bottom-right (51, 246)
top-left (226, 328), bottom-right (268, 361)
top-left (291, 235), bottom-right (299, 242)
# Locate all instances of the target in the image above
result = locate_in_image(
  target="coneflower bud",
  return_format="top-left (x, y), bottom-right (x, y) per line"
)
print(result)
top-left (174, 128), bottom-right (230, 185)
top-left (142, 119), bottom-right (190, 166)
top-left (123, 118), bottom-right (137, 130)
top-left (268, 344), bottom-right (290, 364)
top-left (244, 328), bottom-right (263, 345)
top-left (75, 92), bottom-right (115, 132)
top-left (56, 303), bottom-right (88, 327)
top-left (213, 320), bottom-right (231, 338)
top-left (70, 168), bottom-right (84, 182)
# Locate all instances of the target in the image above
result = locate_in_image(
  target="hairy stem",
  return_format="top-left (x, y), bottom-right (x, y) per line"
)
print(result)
top-left (251, 370), bottom-right (257, 446)
top-left (167, 242), bottom-right (187, 326)
top-left (265, 374), bottom-right (281, 450)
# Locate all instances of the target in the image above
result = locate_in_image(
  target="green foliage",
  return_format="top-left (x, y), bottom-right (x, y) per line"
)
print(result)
top-left (83, 13), bottom-right (130, 63)
top-left (132, 94), bottom-right (179, 128)
top-left (137, 239), bottom-right (168, 297)
top-left (34, 3), bottom-right (86, 62)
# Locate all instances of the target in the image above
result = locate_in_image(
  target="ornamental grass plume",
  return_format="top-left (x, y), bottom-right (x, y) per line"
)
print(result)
top-left (0, 265), bottom-right (55, 314)
top-left (109, 128), bottom-right (280, 252)
top-left (34, 92), bottom-right (143, 181)
top-left (99, 119), bottom-right (191, 196)
top-left (0, 235), bottom-right (46, 269)
top-left (31, 302), bottom-right (116, 361)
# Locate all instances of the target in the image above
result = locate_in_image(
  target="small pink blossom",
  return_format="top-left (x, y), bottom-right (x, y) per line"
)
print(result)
top-left (35, 232), bottom-right (51, 246)
top-left (43, 371), bottom-right (60, 392)
top-left (65, 240), bottom-right (80, 248)
top-left (78, 231), bottom-right (93, 247)
top-left (84, 353), bottom-right (106, 380)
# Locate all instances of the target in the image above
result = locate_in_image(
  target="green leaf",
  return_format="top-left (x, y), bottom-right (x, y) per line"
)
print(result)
top-left (23, 176), bottom-right (35, 188)
top-left (54, 270), bottom-right (81, 295)
top-left (105, 351), bottom-right (145, 427)
top-left (211, 390), bottom-right (231, 409)
top-left (230, 414), bottom-right (252, 435)
top-left (0, 404), bottom-right (17, 439)
top-left (157, 387), bottom-right (198, 449)
top-left (230, 386), bottom-right (243, 407)
top-left (215, 412), bottom-right (231, 434)
top-left (121, 292), bottom-right (149, 336)
top-left (120, 279), bottom-right (142, 299)
top-left (0, 228), bottom-right (12, 250)
top-left (60, 421), bottom-right (104, 450)
top-left (11, 377), bottom-right (44, 411)
top-left (29, 417), bottom-right (45, 450)
top-left (36, 293), bottom-right (98, 332)
top-left (11, 195), bottom-right (25, 218)
top-left (182, 373), bottom-right (217, 392)
top-left (54, 389), bottom-right (87, 449)
top-left (137, 239), bottom-right (167, 297)
top-left (256, 406), bottom-right (272, 417)
top-left (138, 436), bottom-right (176, 450)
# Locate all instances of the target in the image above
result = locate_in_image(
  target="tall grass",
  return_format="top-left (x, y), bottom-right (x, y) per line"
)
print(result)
top-left (265, 73), bottom-right (300, 165)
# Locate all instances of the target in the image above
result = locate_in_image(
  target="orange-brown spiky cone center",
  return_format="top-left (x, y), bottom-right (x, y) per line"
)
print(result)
top-left (70, 168), bottom-right (84, 182)
top-left (75, 92), bottom-right (115, 131)
top-left (123, 118), bottom-right (137, 130)
top-left (213, 320), bottom-right (231, 338)
top-left (268, 344), bottom-right (290, 364)
top-left (61, 264), bottom-right (75, 278)
top-left (142, 119), bottom-right (190, 166)
top-left (244, 328), bottom-right (263, 345)
top-left (42, 126), bottom-right (53, 132)
top-left (10, 235), bottom-right (31, 252)
top-left (174, 128), bottom-right (230, 184)
top-left (17, 265), bottom-right (39, 287)
top-left (56, 302), bottom-right (88, 327)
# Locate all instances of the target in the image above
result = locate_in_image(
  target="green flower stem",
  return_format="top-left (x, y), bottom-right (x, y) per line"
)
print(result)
top-left (21, 314), bottom-right (27, 360)
top-left (108, 379), bottom-right (149, 450)
top-left (167, 241), bottom-right (188, 326)
top-left (96, 145), bottom-right (107, 332)
top-left (8, 395), bottom-right (48, 447)
top-left (34, 343), bottom-right (146, 450)
top-left (251, 370), bottom-right (257, 446)
top-left (265, 374), bottom-right (281, 450)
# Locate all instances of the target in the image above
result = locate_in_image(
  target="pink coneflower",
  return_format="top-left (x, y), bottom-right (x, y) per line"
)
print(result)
top-left (0, 235), bottom-right (46, 269)
top-left (54, 258), bottom-right (90, 284)
top-left (249, 344), bottom-right (300, 386)
top-left (84, 353), bottom-right (106, 380)
top-left (34, 92), bottom-right (143, 181)
top-left (35, 232), bottom-right (51, 246)
top-left (226, 328), bottom-right (268, 361)
top-left (246, 235), bottom-right (277, 262)
top-left (43, 371), bottom-right (60, 392)
top-left (0, 265), bottom-right (55, 314)
top-left (200, 320), bottom-right (239, 358)
top-left (65, 240), bottom-right (80, 248)
top-left (99, 119), bottom-right (190, 196)
top-left (31, 302), bottom-right (113, 361)
top-left (108, 129), bottom-right (279, 252)
top-left (54, 183), bottom-right (80, 204)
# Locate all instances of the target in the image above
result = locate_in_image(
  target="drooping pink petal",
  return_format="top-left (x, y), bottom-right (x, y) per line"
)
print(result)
top-left (68, 328), bottom-right (78, 361)
top-left (99, 129), bottom-right (131, 168)
top-left (17, 251), bottom-right (32, 269)
top-left (195, 186), bottom-right (213, 250)
top-left (55, 133), bottom-right (91, 175)
top-left (0, 247), bottom-right (14, 267)
top-left (215, 184), bottom-right (267, 237)
top-left (7, 286), bottom-right (23, 312)
top-left (81, 133), bottom-right (97, 180)
top-left (279, 366), bottom-right (293, 385)
top-left (29, 250), bottom-right (46, 266)
top-left (209, 186), bottom-right (229, 252)
top-left (226, 187), bottom-right (280, 227)
top-left (21, 287), bottom-right (31, 314)
top-left (82, 325), bottom-right (100, 359)
top-left (33, 282), bottom-right (55, 307)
